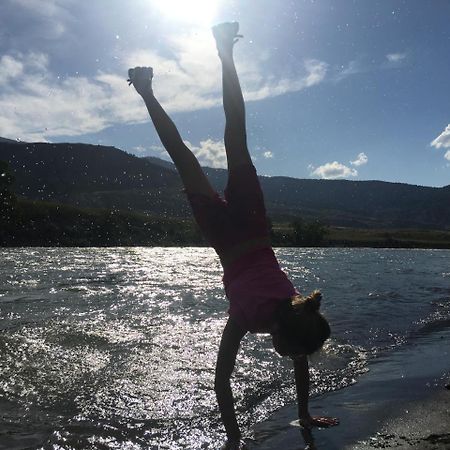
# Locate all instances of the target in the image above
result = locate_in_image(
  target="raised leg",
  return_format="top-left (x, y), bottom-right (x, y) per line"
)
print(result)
top-left (129, 67), bottom-right (215, 197)
top-left (213, 23), bottom-right (252, 171)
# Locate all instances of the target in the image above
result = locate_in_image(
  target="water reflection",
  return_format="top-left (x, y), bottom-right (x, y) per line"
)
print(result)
top-left (1, 247), bottom-right (449, 448)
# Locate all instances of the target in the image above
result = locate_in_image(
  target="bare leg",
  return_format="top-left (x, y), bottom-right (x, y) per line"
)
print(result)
top-left (143, 94), bottom-right (215, 196)
top-left (213, 23), bottom-right (252, 170)
top-left (130, 67), bottom-right (215, 197)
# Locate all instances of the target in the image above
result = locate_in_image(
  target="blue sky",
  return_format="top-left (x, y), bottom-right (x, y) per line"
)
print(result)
top-left (0, 0), bottom-right (449, 186)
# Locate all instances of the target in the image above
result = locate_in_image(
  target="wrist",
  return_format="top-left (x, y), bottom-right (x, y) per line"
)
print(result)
top-left (298, 409), bottom-right (310, 419)
top-left (223, 437), bottom-right (243, 450)
top-left (141, 90), bottom-right (154, 100)
top-left (218, 49), bottom-right (234, 61)
top-left (227, 432), bottom-right (241, 441)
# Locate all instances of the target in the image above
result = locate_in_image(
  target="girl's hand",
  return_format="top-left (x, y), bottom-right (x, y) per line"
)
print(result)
top-left (299, 414), bottom-right (339, 429)
top-left (220, 439), bottom-right (248, 450)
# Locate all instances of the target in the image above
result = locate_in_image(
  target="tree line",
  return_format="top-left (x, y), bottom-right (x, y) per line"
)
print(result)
top-left (1, 160), bottom-right (327, 247)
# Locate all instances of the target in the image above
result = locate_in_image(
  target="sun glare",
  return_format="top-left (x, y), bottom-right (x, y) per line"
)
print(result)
top-left (153, 0), bottom-right (219, 25)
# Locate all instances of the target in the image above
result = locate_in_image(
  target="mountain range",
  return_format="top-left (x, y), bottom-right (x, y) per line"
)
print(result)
top-left (1, 140), bottom-right (449, 230)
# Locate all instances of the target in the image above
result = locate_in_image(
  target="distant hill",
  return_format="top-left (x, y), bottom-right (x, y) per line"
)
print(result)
top-left (143, 156), bottom-right (176, 171)
top-left (1, 140), bottom-right (450, 230)
top-left (0, 137), bottom-right (21, 144)
top-left (0, 141), bottom-right (191, 218)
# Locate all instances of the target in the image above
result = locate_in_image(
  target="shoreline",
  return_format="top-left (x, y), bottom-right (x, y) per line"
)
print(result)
top-left (1, 244), bottom-right (450, 250)
top-left (249, 326), bottom-right (450, 449)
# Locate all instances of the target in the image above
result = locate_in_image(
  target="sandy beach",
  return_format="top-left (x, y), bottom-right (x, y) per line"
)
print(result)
top-left (348, 391), bottom-right (450, 449)
top-left (250, 325), bottom-right (450, 450)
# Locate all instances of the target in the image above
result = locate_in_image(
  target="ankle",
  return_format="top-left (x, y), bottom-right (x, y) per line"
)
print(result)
top-left (218, 47), bottom-right (234, 61)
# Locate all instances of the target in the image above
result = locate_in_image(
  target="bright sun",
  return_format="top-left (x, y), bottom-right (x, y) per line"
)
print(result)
top-left (153, 0), bottom-right (219, 25)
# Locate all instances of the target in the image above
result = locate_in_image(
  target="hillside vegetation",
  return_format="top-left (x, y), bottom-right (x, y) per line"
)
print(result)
top-left (1, 141), bottom-right (449, 248)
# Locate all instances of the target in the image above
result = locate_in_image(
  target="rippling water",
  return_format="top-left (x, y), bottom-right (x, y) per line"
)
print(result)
top-left (0, 247), bottom-right (449, 449)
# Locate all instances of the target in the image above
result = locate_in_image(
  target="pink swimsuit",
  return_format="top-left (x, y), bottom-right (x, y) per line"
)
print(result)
top-left (187, 164), bottom-right (297, 333)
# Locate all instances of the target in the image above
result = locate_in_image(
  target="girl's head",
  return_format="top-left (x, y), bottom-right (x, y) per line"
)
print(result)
top-left (271, 291), bottom-right (330, 357)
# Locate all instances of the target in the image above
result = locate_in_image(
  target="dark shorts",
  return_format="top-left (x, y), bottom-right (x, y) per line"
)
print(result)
top-left (186, 164), bottom-right (269, 258)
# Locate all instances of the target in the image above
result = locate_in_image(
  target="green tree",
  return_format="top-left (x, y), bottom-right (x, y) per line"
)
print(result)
top-left (291, 218), bottom-right (328, 246)
top-left (267, 216), bottom-right (276, 242)
top-left (0, 160), bottom-right (16, 217)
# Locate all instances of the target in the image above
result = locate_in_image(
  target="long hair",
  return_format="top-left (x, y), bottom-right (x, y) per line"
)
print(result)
top-left (275, 290), bottom-right (330, 356)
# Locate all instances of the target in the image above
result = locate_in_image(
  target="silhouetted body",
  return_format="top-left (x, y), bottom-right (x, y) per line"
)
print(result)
top-left (129, 22), bottom-right (338, 450)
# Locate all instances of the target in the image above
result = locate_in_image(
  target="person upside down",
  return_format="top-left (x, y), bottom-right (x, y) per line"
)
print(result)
top-left (128, 22), bottom-right (339, 450)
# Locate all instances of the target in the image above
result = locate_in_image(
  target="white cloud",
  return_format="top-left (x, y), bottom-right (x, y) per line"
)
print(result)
top-left (384, 52), bottom-right (408, 70)
top-left (431, 125), bottom-right (450, 164)
top-left (334, 60), bottom-right (365, 82)
top-left (303, 59), bottom-right (328, 87)
top-left (0, 55), bottom-right (24, 85)
top-left (131, 144), bottom-right (169, 160)
top-left (386, 53), bottom-right (407, 63)
top-left (333, 53), bottom-right (409, 83)
top-left (263, 151), bottom-right (274, 159)
top-left (3, 0), bottom-right (71, 42)
top-left (243, 59), bottom-right (328, 102)
top-left (125, 34), bottom-right (328, 110)
top-left (350, 152), bottom-right (368, 166)
top-left (310, 152), bottom-right (367, 180)
top-left (0, 52), bottom-right (147, 141)
top-left (12, 0), bottom-right (70, 19)
top-left (133, 145), bottom-right (147, 154)
top-left (310, 161), bottom-right (358, 180)
top-left (185, 139), bottom-right (227, 169)
top-left (0, 28), bottom-right (329, 141)
top-left (431, 124), bottom-right (450, 149)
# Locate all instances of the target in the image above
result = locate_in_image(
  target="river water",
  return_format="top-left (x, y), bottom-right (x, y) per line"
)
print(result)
top-left (0, 247), bottom-right (449, 449)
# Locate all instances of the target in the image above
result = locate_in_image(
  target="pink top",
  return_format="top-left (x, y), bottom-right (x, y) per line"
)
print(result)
top-left (186, 164), bottom-right (298, 333)
top-left (223, 247), bottom-right (298, 333)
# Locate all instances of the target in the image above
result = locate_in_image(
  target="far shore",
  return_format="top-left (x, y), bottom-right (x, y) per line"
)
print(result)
top-left (1, 243), bottom-right (450, 249)
top-left (1, 198), bottom-right (449, 249)
top-left (1, 237), bottom-right (450, 250)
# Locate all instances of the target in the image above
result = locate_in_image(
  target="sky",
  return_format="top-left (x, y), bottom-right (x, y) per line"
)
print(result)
top-left (0, 0), bottom-right (449, 187)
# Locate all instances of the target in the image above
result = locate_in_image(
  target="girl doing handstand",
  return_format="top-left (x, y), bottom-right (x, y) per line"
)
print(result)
top-left (128, 22), bottom-right (338, 450)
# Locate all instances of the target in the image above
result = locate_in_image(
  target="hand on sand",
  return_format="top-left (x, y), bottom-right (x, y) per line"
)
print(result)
top-left (127, 66), bottom-right (153, 97)
top-left (220, 438), bottom-right (248, 450)
top-left (299, 415), bottom-right (339, 429)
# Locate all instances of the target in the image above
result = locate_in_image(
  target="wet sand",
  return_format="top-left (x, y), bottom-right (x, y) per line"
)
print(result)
top-left (348, 391), bottom-right (450, 449)
top-left (250, 326), bottom-right (450, 450)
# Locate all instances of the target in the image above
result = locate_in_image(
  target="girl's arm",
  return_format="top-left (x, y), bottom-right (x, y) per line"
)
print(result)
top-left (293, 356), bottom-right (340, 428)
top-left (215, 317), bottom-right (247, 446)
top-left (293, 356), bottom-right (311, 422)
